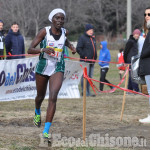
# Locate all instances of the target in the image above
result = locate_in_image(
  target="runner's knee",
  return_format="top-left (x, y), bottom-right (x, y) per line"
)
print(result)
top-left (36, 95), bottom-right (45, 101)
top-left (49, 92), bottom-right (58, 103)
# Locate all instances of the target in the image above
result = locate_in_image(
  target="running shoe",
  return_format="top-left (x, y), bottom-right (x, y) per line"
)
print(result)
top-left (43, 132), bottom-right (49, 139)
top-left (34, 113), bottom-right (41, 127)
top-left (39, 133), bottom-right (51, 147)
top-left (139, 115), bottom-right (150, 123)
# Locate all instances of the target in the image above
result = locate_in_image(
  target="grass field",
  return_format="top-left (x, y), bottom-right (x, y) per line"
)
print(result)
top-left (0, 50), bottom-right (150, 150)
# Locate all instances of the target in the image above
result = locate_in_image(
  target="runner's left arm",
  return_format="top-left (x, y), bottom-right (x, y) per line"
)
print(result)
top-left (65, 30), bottom-right (76, 54)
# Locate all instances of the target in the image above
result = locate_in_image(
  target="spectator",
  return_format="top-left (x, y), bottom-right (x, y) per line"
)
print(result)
top-left (76, 24), bottom-right (97, 97)
top-left (124, 29), bottom-right (141, 93)
top-left (99, 41), bottom-right (114, 91)
top-left (139, 7), bottom-right (150, 123)
top-left (133, 24), bottom-right (145, 55)
top-left (117, 48), bottom-right (126, 80)
top-left (5, 22), bottom-right (25, 59)
top-left (138, 29), bottom-right (145, 55)
top-left (0, 20), bottom-right (5, 60)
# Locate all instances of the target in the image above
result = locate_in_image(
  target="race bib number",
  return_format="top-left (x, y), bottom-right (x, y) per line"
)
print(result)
top-left (46, 46), bottom-right (63, 62)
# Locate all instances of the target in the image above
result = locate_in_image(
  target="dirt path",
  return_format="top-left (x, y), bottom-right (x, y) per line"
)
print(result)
top-left (0, 93), bottom-right (150, 150)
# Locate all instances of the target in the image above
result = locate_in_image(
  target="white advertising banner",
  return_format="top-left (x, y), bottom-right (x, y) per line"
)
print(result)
top-left (0, 57), bottom-right (88, 101)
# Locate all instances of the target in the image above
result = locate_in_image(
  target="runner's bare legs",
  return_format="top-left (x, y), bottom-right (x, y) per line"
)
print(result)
top-left (46, 72), bottom-right (64, 122)
top-left (35, 73), bottom-right (49, 109)
top-left (34, 72), bottom-right (64, 135)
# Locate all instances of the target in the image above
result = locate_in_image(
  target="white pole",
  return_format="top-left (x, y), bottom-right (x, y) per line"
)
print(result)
top-left (127, 0), bottom-right (132, 39)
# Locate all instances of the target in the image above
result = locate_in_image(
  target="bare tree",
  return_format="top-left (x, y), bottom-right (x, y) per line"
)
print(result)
top-left (0, 0), bottom-right (32, 37)
top-left (0, 0), bottom-right (149, 40)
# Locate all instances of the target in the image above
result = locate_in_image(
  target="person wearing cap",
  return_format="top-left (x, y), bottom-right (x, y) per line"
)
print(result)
top-left (139, 7), bottom-right (150, 123)
top-left (28, 8), bottom-right (76, 139)
top-left (0, 20), bottom-right (5, 60)
top-left (124, 28), bottom-right (141, 93)
top-left (76, 24), bottom-right (97, 97)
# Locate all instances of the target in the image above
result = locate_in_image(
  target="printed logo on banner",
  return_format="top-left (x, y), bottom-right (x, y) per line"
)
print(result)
top-left (63, 71), bottom-right (79, 81)
top-left (0, 58), bottom-right (88, 101)
top-left (70, 71), bottom-right (79, 80)
top-left (0, 62), bottom-right (35, 87)
top-left (16, 63), bottom-right (35, 84)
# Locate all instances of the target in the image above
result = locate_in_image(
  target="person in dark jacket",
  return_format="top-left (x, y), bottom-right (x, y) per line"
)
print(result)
top-left (124, 29), bottom-right (141, 93)
top-left (139, 7), bottom-right (150, 123)
top-left (76, 24), bottom-right (97, 97)
top-left (0, 20), bottom-right (5, 60)
top-left (5, 22), bottom-right (25, 59)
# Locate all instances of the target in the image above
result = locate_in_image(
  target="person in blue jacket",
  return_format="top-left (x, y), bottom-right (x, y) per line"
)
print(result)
top-left (99, 41), bottom-right (113, 91)
top-left (5, 22), bottom-right (25, 59)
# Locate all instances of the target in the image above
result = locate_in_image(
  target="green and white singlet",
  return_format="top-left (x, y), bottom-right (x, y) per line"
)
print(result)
top-left (36, 26), bottom-right (66, 76)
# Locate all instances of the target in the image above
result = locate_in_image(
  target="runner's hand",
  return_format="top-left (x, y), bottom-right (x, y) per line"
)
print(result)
top-left (71, 47), bottom-right (76, 55)
top-left (43, 47), bottom-right (55, 54)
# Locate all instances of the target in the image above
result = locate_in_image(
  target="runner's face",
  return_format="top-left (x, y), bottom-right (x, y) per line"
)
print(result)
top-left (52, 13), bottom-right (65, 29)
top-left (0, 22), bottom-right (3, 31)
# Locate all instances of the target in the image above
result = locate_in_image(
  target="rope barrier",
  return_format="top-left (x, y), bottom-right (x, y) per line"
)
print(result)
top-left (1, 53), bottom-right (148, 97)
top-left (0, 53), bottom-right (130, 66)
top-left (81, 65), bottom-right (150, 98)
top-left (0, 53), bottom-right (40, 58)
